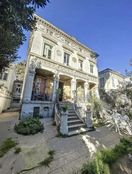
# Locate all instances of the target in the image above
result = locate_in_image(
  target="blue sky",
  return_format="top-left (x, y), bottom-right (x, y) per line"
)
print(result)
top-left (18, 0), bottom-right (132, 74)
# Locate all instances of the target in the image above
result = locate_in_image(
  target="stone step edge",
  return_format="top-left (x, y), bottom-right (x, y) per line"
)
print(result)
top-left (68, 123), bottom-right (85, 128)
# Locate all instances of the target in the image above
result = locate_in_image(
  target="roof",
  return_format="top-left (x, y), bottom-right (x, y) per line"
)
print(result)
top-left (99, 68), bottom-right (125, 78)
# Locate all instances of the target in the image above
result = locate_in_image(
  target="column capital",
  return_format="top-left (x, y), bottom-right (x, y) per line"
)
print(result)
top-left (53, 73), bottom-right (60, 80)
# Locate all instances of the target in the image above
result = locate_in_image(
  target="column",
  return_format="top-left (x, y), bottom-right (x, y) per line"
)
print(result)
top-left (84, 81), bottom-right (89, 102)
top-left (52, 74), bottom-right (59, 101)
top-left (71, 77), bottom-right (76, 101)
top-left (95, 84), bottom-right (100, 99)
top-left (23, 70), bottom-right (35, 102)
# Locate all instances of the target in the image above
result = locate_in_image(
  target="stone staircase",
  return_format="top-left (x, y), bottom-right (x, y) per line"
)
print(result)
top-left (59, 102), bottom-right (90, 136)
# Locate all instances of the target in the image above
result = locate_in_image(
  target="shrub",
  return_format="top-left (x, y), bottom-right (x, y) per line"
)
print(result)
top-left (80, 138), bottom-right (132, 174)
top-left (0, 138), bottom-right (17, 157)
top-left (81, 161), bottom-right (96, 174)
top-left (39, 149), bottom-right (55, 167)
top-left (14, 147), bottom-right (21, 154)
top-left (90, 96), bottom-right (102, 118)
top-left (14, 117), bottom-right (44, 135)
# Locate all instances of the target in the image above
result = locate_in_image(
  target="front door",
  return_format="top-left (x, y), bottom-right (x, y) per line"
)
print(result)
top-left (59, 82), bottom-right (64, 101)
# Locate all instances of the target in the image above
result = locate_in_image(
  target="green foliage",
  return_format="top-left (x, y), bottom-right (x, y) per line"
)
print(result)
top-left (81, 161), bottom-right (96, 174)
top-left (61, 103), bottom-right (69, 112)
top-left (90, 96), bottom-right (102, 118)
top-left (99, 89), bottom-right (115, 108)
top-left (39, 149), bottom-right (55, 167)
top-left (48, 150), bottom-right (55, 156)
top-left (80, 138), bottom-right (132, 174)
top-left (81, 158), bottom-right (110, 174)
top-left (0, 0), bottom-right (49, 69)
top-left (14, 147), bottom-right (21, 154)
top-left (0, 138), bottom-right (17, 157)
top-left (125, 88), bottom-right (132, 100)
top-left (14, 117), bottom-right (44, 135)
top-left (17, 149), bottom-right (55, 174)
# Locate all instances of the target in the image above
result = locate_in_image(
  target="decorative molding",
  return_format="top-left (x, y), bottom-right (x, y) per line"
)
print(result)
top-left (29, 55), bottom-right (98, 84)
top-left (56, 50), bottom-right (62, 56)
top-left (0, 84), bottom-right (11, 97)
top-left (34, 14), bottom-right (98, 58)
top-left (72, 57), bottom-right (77, 63)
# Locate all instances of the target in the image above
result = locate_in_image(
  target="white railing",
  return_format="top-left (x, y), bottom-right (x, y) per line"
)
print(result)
top-left (73, 96), bottom-right (87, 123)
top-left (54, 103), bottom-right (61, 127)
top-left (74, 96), bottom-right (94, 128)
top-left (54, 103), bottom-right (68, 135)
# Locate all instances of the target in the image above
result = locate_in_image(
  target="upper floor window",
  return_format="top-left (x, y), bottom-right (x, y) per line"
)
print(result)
top-left (43, 43), bottom-right (52, 59)
top-left (78, 59), bottom-right (83, 70)
top-left (100, 78), bottom-right (105, 88)
top-left (64, 53), bottom-right (70, 66)
top-left (0, 70), bottom-right (8, 81)
top-left (90, 64), bottom-right (94, 73)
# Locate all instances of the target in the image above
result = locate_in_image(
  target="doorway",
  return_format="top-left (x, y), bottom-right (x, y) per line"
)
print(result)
top-left (59, 81), bottom-right (64, 101)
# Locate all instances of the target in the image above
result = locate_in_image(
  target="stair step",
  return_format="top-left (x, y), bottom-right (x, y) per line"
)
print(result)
top-left (68, 113), bottom-right (76, 116)
top-left (68, 127), bottom-right (94, 136)
top-left (68, 116), bottom-right (79, 121)
top-left (68, 123), bottom-right (85, 129)
top-left (68, 120), bottom-right (83, 126)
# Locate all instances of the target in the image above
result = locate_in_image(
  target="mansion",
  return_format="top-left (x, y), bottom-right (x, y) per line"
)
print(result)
top-left (21, 15), bottom-right (99, 118)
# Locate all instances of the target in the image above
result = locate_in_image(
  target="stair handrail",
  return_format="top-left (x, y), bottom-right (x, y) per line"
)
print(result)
top-left (54, 102), bottom-right (61, 127)
top-left (73, 96), bottom-right (87, 123)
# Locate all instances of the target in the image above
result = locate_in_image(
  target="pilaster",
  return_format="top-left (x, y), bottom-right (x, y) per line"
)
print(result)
top-left (23, 70), bottom-right (35, 102)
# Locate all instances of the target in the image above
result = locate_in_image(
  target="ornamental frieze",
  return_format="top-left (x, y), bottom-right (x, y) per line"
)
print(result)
top-left (29, 56), bottom-right (98, 84)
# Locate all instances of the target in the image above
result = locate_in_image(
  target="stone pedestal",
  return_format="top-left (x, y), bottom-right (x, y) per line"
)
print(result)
top-left (60, 111), bottom-right (68, 135)
top-left (84, 81), bottom-right (89, 102)
top-left (85, 110), bottom-right (93, 128)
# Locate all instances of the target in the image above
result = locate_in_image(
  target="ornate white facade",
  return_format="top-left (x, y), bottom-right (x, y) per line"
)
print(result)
top-left (21, 15), bottom-right (99, 118)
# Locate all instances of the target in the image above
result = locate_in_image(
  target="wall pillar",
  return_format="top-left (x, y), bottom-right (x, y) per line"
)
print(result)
top-left (71, 77), bottom-right (76, 101)
top-left (84, 81), bottom-right (89, 102)
top-left (52, 74), bottom-right (59, 101)
top-left (95, 84), bottom-right (100, 98)
top-left (23, 70), bottom-right (35, 102)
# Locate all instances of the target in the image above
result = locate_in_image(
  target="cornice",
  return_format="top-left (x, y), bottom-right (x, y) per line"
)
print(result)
top-left (29, 52), bottom-right (98, 82)
top-left (34, 14), bottom-right (99, 58)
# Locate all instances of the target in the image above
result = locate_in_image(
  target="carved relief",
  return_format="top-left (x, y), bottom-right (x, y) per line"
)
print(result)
top-left (72, 57), bottom-right (77, 63)
top-left (0, 84), bottom-right (11, 97)
top-left (56, 50), bottom-right (62, 56)
top-left (29, 56), bottom-right (98, 84)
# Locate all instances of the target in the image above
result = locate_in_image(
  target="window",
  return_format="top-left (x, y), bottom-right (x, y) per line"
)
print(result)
top-left (33, 107), bottom-right (40, 117)
top-left (90, 64), bottom-right (94, 73)
top-left (64, 53), bottom-right (70, 66)
top-left (43, 43), bottom-right (52, 59)
top-left (78, 59), bottom-right (83, 70)
top-left (100, 78), bottom-right (105, 88)
top-left (3, 72), bottom-right (8, 80)
top-left (15, 84), bottom-right (21, 94)
top-left (0, 70), bottom-right (8, 81)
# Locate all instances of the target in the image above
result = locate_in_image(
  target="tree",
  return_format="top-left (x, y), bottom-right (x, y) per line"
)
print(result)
top-left (0, 0), bottom-right (49, 71)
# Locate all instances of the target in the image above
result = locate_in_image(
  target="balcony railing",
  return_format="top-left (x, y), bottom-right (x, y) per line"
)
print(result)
top-left (31, 93), bottom-right (52, 101)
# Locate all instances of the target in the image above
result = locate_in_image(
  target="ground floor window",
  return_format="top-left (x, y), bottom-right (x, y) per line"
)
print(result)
top-left (32, 75), bottom-right (53, 101)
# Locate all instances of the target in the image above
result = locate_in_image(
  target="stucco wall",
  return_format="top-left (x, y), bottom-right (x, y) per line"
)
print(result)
top-left (29, 19), bottom-right (98, 77)
top-left (0, 96), bottom-right (11, 113)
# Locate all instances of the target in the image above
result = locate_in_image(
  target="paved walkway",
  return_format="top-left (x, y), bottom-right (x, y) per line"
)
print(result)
top-left (0, 112), bottom-right (121, 174)
top-left (0, 112), bottom-right (19, 143)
